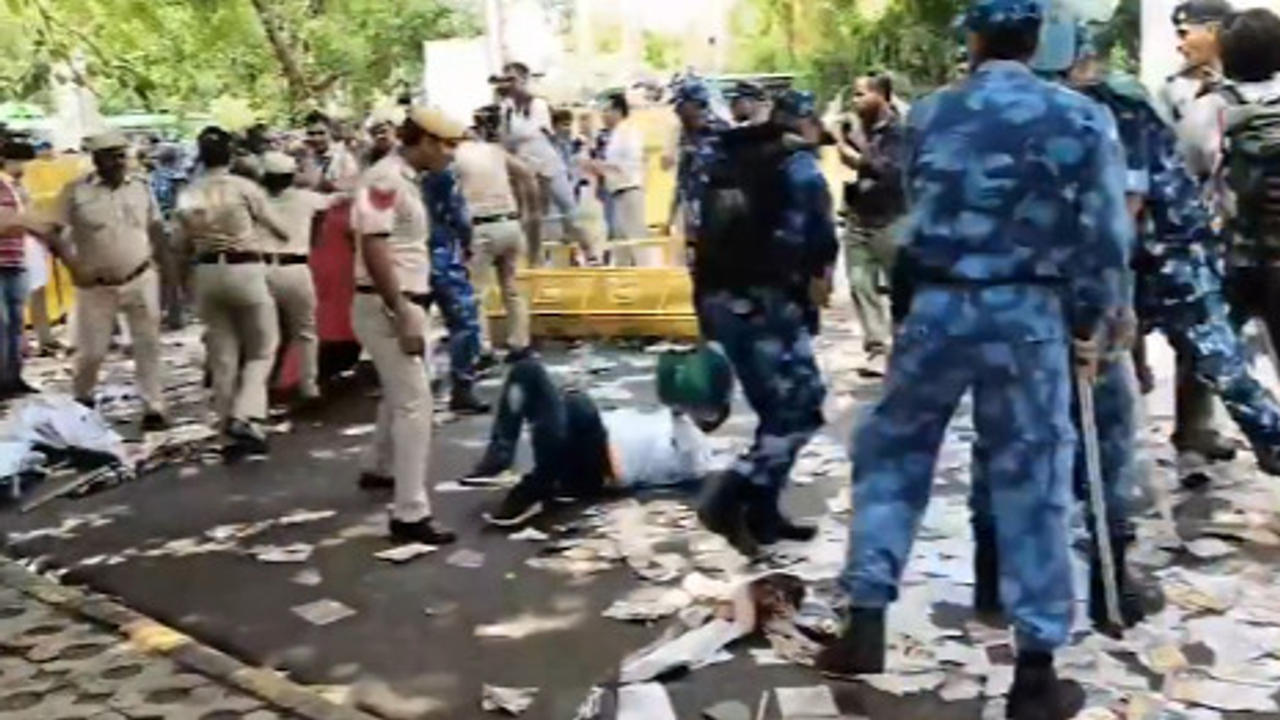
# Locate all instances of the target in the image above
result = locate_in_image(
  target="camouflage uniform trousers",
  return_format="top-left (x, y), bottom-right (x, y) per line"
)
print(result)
top-left (427, 244), bottom-right (482, 387)
top-left (697, 287), bottom-right (825, 491)
top-left (971, 355), bottom-right (1136, 543)
top-left (1144, 255), bottom-right (1280, 453)
top-left (841, 304), bottom-right (1076, 652)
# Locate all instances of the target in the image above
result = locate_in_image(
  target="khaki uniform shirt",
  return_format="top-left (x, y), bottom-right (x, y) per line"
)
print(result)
top-left (257, 188), bottom-right (331, 255)
top-left (454, 141), bottom-right (518, 218)
top-left (350, 152), bottom-right (430, 295)
top-left (54, 172), bottom-right (159, 283)
top-left (176, 168), bottom-right (279, 254)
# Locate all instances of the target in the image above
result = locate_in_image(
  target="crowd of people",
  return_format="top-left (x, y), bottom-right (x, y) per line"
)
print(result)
top-left (6, 0), bottom-right (1280, 716)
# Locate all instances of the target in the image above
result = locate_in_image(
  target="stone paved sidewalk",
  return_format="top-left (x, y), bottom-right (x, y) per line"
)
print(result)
top-left (0, 562), bottom-right (314, 720)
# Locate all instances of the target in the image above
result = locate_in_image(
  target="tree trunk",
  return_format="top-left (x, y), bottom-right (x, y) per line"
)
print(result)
top-left (248, 0), bottom-right (310, 104)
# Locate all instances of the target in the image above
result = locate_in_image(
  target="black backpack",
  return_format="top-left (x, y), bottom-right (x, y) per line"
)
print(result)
top-left (695, 123), bottom-right (790, 290)
top-left (1221, 84), bottom-right (1280, 254)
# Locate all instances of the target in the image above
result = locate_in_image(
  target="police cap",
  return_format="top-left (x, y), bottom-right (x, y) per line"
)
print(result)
top-left (1172, 0), bottom-right (1233, 28)
top-left (964, 0), bottom-right (1044, 34)
top-left (405, 106), bottom-right (467, 141)
top-left (84, 130), bottom-right (129, 153)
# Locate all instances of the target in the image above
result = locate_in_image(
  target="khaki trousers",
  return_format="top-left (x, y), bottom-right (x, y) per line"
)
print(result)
top-left (266, 264), bottom-right (319, 398)
top-left (352, 294), bottom-right (432, 522)
top-left (843, 222), bottom-right (896, 353)
top-left (470, 219), bottom-right (530, 350)
top-left (194, 262), bottom-right (279, 424)
top-left (609, 187), bottom-right (647, 241)
top-left (74, 266), bottom-right (165, 412)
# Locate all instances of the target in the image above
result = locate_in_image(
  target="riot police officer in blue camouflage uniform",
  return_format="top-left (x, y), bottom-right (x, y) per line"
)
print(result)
top-left (694, 89), bottom-right (838, 555)
top-left (422, 163), bottom-right (490, 414)
top-left (671, 79), bottom-right (727, 283)
top-left (972, 16), bottom-right (1280, 639)
top-left (817, 2), bottom-right (1131, 717)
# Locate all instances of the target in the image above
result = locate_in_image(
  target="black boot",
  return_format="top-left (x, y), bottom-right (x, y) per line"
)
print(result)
top-left (449, 381), bottom-right (491, 415)
top-left (745, 485), bottom-right (817, 545)
top-left (697, 471), bottom-right (759, 557)
top-left (973, 523), bottom-right (1003, 620)
top-left (1088, 537), bottom-right (1153, 633)
top-left (815, 608), bottom-right (886, 679)
top-left (1256, 444), bottom-right (1280, 476)
top-left (1006, 651), bottom-right (1084, 720)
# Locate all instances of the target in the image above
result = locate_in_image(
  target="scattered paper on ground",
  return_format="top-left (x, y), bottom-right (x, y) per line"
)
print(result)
top-left (374, 543), bottom-right (438, 563)
top-left (617, 682), bottom-right (677, 720)
top-left (481, 684), bottom-right (538, 715)
top-left (292, 599), bottom-right (356, 626)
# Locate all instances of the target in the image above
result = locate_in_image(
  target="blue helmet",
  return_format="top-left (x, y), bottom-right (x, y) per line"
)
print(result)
top-left (772, 89), bottom-right (817, 119)
top-left (1027, 0), bottom-right (1079, 74)
top-left (964, 0), bottom-right (1044, 34)
top-left (671, 76), bottom-right (712, 107)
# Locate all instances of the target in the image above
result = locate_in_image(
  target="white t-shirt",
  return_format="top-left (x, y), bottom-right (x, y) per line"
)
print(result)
top-left (500, 97), bottom-right (565, 180)
top-left (604, 408), bottom-right (713, 488)
top-left (601, 120), bottom-right (644, 194)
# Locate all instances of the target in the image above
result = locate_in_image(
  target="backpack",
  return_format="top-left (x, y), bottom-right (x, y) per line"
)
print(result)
top-left (1220, 85), bottom-right (1280, 254)
top-left (695, 123), bottom-right (790, 290)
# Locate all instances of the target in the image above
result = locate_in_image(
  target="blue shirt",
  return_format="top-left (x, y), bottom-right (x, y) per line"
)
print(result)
top-left (778, 147), bottom-right (838, 281)
top-left (900, 60), bottom-right (1131, 337)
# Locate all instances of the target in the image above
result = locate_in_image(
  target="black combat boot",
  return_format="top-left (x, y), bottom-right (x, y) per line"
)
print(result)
top-left (973, 523), bottom-right (1003, 620)
top-left (815, 608), bottom-right (886, 680)
top-left (449, 380), bottom-right (491, 414)
top-left (744, 484), bottom-right (817, 545)
top-left (1006, 651), bottom-right (1084, 720)
top-left (697, 471), bottom-right (759, 557)
top-left (1088, 537), bottom-right (1156, 633)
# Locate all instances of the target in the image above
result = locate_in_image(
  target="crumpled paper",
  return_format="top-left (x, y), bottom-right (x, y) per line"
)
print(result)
top-left (481, 684), bottom-right (538, 715)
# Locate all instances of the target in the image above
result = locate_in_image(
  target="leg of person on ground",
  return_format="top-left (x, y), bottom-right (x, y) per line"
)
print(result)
top-left (351, 294), bottom-right (453, 544)
top-left (118, 268), bottom-right (168, 428)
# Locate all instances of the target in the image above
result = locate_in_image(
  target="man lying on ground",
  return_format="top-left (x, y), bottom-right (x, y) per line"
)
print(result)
top-left (468, 350), bottom-right (734, 526)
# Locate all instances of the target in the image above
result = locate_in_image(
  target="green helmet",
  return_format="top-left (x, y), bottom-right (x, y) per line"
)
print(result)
top-left (656, 343), bottom-right (734, 432)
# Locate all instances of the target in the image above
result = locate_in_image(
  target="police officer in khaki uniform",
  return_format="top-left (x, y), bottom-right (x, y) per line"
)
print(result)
top-left (259, 151), bottom-right (331, 404)
top-left (454, 132), bottom-right (534, 353)
top-left (46, 131), bottom-right (169, 429)
top-left (175, 126), bottom-right (289, 453)
top-left (351, 107), bottom-right (463, 545)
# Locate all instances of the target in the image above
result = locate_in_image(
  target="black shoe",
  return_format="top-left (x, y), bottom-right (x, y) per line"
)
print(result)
top-left (1006, 652), bottom-right (1084, 720)
top-left (468, 454), bottom-right (509, 480)
top-left (475, 352), bottom-right (499, 375)
top-left (697, 472), bottom-right (759, 557)
top-left (358, 472), bottom-right (394, 490)
top-left (291, 394), bottom-right (324, 417)
top-left (504, 347), bottom-right (534, 364)
top-left (974, 523), bottom-right (1003, 619)
top-left (1256, 445), bottom-right (1280, 476)
top-left (815, 608), bottom-right (886, 679)
top-left (484, 479), bottom-right (545, 527)
top-left (744, 485), bottom-right (816, 544)
top-left (225, 419), bottom-right (268, 455)
top-left (1175, 432), bottom-right (1237, 462)
top-left (1088, 537), bottom-right (1155, 634)
top-left (449, 383), bottom-right (491, 415)
top-left (140, 411), bottom-right (170, 432)
top-left (389, 517), bottom-right (457, 545)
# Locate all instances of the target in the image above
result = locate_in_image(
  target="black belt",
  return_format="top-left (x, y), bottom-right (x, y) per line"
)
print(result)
top-left (473, 212), bottom-right (519, 226)
top-left (356, 285), bottom-right (431, 306)
top-left (265, 253), bottom-right (309, 266)
top-left (197, 251), bottom-right (263, 265)
top-left (82, 260), bottom-right (151, 288)
top-left (611, 186), bottom-right (640, 197)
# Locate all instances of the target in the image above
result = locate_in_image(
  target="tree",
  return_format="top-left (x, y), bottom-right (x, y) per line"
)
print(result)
top-left (0, 0), bottom-right (479, 121)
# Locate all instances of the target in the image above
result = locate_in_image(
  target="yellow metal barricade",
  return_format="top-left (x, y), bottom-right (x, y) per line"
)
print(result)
top-left (22, 155), bottom-right (88, 324)
top-left (483, 266), bottom-right (698, 340)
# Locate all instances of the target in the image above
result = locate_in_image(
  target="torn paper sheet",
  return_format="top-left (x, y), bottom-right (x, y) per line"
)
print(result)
top-left (475, 611), bottom-right (584, 640)
top-left (374, 543), bottom-right (438, 563)
top-left (276, 509), bottom-right (337, 525)
top-left (291, 568), bottom-right (322, 587)
top-left (481, 685), bottom-right (538, 715)
top-left (702, 699), bottom-right (752, 720)
top-left (508, 527), bottom-right (549, 541)
top-left (619, 618), bottom-right (751, 683)
top-left (861, 671), bottom-right (946, 696)
top-left (292, 599), bottom-right (356, 626)
top-left (603, 587), bottom-right (692, 622)
top-left (617, 683), bottom-right (676, 720)
top-left (774, 686), bottom-right (840, 719)
top-left (938, 674), bottom-right (984, 702)
top-left (253, 544), bottom-right (314, 563)
top-left (573, 686), bottom-right (606, 720)
top-left (1165, 673), bottom-right (1279, 713)
top-left (446, 548), bottom-right (486, 569)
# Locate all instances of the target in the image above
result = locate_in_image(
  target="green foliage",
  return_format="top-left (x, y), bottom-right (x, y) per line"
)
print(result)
top-left (1093, 0), bottom-right (1139, 75)
top-left (734, 0), bottom-right (966, 101)
top-left (0, 0), bottom-right (479, 122)
top-left (642, 31), bottom-right (681, 71)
